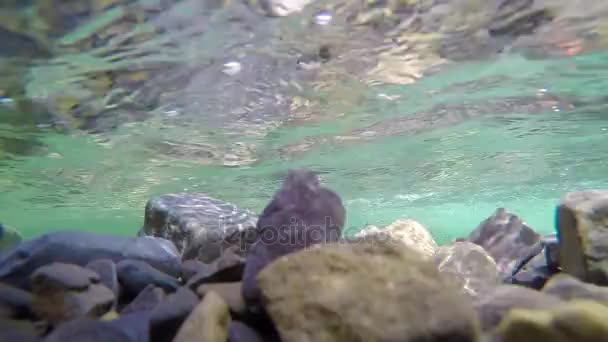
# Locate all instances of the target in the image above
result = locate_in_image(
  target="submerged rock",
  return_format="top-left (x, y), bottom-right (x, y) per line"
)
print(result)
top-left (30, 263), bottom-right (115, 325)
top-left (0, 283), bottom-right (34, 319)
top-left (149, 286), bottom-right (199, 342)
top-left (120, 284), bottom-right (165, 315)
top-left (542, 273), bottom-right (608, 304)
top-left (257, 240), bottom-right (480, 342)
top-left (474, 285), bottom-right (563, 332)
top-left (116, 259), bottom-right (179, 297)
top-left (557, 190), bottom-right (608, 285)
top-left (228, 321), bottom-right (265, 342)
top-left (0, 223), bottom-right (22, 253)
top-left (197, 282), bottom-right (245, 316)
top-left (173, 291), bottom-right (231, 342)
top-left (433, 241), bottom-right (500, 299)
top-left (495, 300), bottom-right (608, 342)
top-left (0, 318), bottom-right (42, 342)
top-left (354, 218), bottom-right (438, 258)
top-left (467, 208), bottom-right (541, 278)
top-left (242, 169), bottom-right (346, 312)
top-left (186, 246), bottom-right (245, 290)
top-left (139, 193), bottom-right (259, 263)
top-left (0, 230), bottom-right (180, 289)
top-left (86, 259), bottom-right (120, 302)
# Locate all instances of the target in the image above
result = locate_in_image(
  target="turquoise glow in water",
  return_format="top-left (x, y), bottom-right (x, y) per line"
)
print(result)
top-left (1, 3), bottom-right (608, 243)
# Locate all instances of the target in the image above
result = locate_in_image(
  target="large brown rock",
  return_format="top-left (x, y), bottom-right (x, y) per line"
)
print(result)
top-left (257, 240), bottom-right (480, 342)
top-left (495, 300), bottom-right (608, 342)
top-left (433, 241), bottom-right (500, 299)
top-left (354, 218), bottom-right (438, 258)
top-left (557, 190), bottom-right (608, 285)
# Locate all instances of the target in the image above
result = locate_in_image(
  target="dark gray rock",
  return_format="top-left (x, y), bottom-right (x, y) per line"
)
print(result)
top-left (186, 246), bottom-right (245, 290)
top-left (557, 190), bottom-right (608, 285)
top-left (31, 262), bottom-right (99, 291)
top-left (507, 233), bottom-right (560, 289)
top-left (467, 208), bottom-right (541, 278)
top-left (86, 259), bottom-right (120, 300)
top-left (120, 284), bottom-right (165, 315)
top-left (116, 259), bottom-right (179, 297)
top-left (241, 169), bottom-right (345, 312)
top-left (0, 283), bottom-right (34, 319)
top-left (542, 273), bottom-right (608, 303)
top-left (543, 233), bottom-right (560, 271)
top-left (45, 311), bottom-right (152, 342)
top-left (44, 318), bottom-right (133, 342)
top-left (0, 230), bottom-right (180, 289)
top-left (180, 259), bottom-right (212, 283)
top-left (0, 318), bottom-right (42, 342)
top-left (473, 284), bottom-right (562, 331)
top-left (509, 251), bottom-right (552, 289)
top-left (433, 241), bottom-right (500, 299)
top-left (197, 282), bottom-right (246, 316)
top-left (149, 286), bottom-right (199, 342)
top-left (32, 281), bottom-right (115, 325)
top-left (228, 321), bottom-right (265, 342)
top-left (139, 193), bottom-right (259, 263)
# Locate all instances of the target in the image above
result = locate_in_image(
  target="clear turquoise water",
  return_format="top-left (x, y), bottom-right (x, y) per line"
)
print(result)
top-left (1, 3), bottom-right (608, 243)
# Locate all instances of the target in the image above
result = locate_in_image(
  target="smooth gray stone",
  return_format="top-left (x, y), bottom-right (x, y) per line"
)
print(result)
top-left (86, 259), bottom-right (120, 300)
top-left (0, 230), bottom-right (180, 289)
top-left (116, 260), bottom-right (179, 296)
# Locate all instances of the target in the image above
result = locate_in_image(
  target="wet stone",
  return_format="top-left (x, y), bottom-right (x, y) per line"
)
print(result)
top-left (44, 318), bottom-right (133, 342)
top-left (86, 259), bottom-right (120, 300)
top-left (0, 318), bottom-right (42, 342)
top-left (258, 240), bottom-right (479, 342)
top-left (120, 284), bottom-right (166, 315)
top-left (433, 241), bottom-right (500, 299)
top-left (509, 252), bottom-right (553, 290)
top-left (0, 230), bottom-right (181, 289)
top-left (149, 286), bottom-right (200, 342)
top-left (173, 291), bottom-right (231, 342)
top-left (181, 259), bottom-right (213, 283)
top-left (116, 259), bottom-right (179, 298)
top-left (242, 169), bottom-right (345, 312)
top-left (495, 300), bottom-right (608, 342)
top-left (186, 247), bottom-right (245, 290)
top-left (197, 282), bottom-right (245, 316)
top-left (0, 282), bottom-right (34, 319)
top-left (474, 285), bottom-right (563, 332)
top-left (31, 262), bottom-right (99, 291)
top-left (557, 190), bottom-right (608, 285)
top-left (467, 208), bottom-right (541, 278)
top-left (354, 218), bottom-right (438, 258)
top-left (139, 193), bottom-right (259, 263)
top-left (228, 321), bottom-right (265, 342)
top-left (31, 264), bottom-right (115, 325)
top-left (33, 282), bottom-right (115, 325)
top-left (542, 273), bottom-right (608, 304)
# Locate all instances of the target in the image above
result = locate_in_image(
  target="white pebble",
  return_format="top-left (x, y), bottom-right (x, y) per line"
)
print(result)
top-left (314, 10), bottom-right (332, 25)
top-left (222, 61), bottom-right (242, 76)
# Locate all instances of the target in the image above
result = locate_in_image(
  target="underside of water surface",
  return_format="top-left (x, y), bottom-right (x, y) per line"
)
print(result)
top-left (1, 0), bottom-right (607, 242)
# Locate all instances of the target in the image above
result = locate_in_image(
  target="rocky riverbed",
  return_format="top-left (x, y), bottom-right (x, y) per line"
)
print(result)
top-left (2, 168), bottom-right (608, 341)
